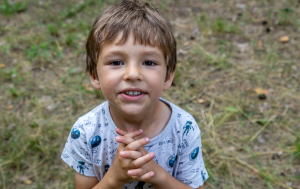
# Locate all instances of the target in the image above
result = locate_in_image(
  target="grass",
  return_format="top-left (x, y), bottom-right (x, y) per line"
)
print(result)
top-left (0, 0), bottom-right (300, 188)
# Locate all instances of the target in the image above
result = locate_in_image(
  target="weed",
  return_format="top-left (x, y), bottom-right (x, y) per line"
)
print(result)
top-left (247, 146), bottom-right (275, 188)
top-left (295, 136), bottom-right (300, 162)
top-left (61, 0), bottom-right (95, 19)
top-left (66, 34), bottom-right (77, 48)
top-left (47, 23), bottom-right (60, 37)
top-left (0, 0), bottom-right (28, 16)
top-left (211, 17), bottom-right (240, 34)
top-left (278, 8), bottom-right (293, 25)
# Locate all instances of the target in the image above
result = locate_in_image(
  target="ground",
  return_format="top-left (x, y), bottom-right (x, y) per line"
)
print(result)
top-left (0, 0), bottom-right (299, 188)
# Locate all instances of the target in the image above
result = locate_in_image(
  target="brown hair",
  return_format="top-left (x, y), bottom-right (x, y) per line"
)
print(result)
top-left (86, 0), bottom-right (176, 80)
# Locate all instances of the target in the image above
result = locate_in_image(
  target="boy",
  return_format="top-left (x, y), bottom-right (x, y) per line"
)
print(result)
top-left (61, 0), bottom-right (208, 188)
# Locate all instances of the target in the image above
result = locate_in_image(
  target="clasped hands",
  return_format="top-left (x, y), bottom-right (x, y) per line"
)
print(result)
top-left (111, 127), bottom-right (157, 184)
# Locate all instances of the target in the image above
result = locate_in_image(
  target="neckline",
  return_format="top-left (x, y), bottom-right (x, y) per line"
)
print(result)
top-left (104, 98), bottom-right (176, 145)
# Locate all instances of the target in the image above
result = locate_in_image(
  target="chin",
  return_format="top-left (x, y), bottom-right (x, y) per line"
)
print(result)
top-left (121, 106), bottom-right (145, 116)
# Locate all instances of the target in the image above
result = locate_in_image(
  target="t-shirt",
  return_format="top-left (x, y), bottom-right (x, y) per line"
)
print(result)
top-left (61, 98), bottom-right (209, 188)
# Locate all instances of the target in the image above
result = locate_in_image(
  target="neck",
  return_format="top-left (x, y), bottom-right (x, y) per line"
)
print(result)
top-left (109, 100), bottom-right (171, 139)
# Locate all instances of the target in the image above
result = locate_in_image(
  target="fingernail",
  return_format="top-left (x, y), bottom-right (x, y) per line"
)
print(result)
top-left (150, 153), bottom-right (154, 158)
top-left (145, 137), bottom-right (149, 142)
top-left (128, 171), bottom-right (133, 175)
top-left (120, 151), bottom-right (125, 156)
top-left (139, 129), bottom-right (143, 133)
top-left (150, 172), bottom-right (154, 176)
top-left (116, 136), bottom-right (121, 141)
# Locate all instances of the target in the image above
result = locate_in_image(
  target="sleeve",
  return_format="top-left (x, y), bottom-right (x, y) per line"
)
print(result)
top-left (176, 119), bottom-right (209, 188)
top-left (61, 119), bottom-right (96, 177)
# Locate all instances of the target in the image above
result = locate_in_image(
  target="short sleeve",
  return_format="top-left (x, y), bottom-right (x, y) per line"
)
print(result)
top-left (176, 120), bottom-right (209, 188)
top-left (61, 119), bottom-right (96, 177)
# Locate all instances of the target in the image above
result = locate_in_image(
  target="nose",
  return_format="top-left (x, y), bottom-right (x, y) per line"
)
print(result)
top-left (123, 63), bottom-right (143, 82)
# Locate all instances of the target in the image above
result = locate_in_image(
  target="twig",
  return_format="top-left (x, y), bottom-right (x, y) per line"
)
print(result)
top-left (178, 90), bottom-right (205, 105)
top-left (227, 161), bottom-right (236, 189)
top-left (0, 143), bottom-right (29, 167)
top-left (249, 115), bottom-right (277, 142)
top-left (0, 165), bottom-right (6, 189)
top-left (221, 157), bottom-right (293, 189)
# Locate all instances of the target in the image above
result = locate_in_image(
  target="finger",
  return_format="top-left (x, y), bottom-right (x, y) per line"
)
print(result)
top-left (115, 135), bottom-right (136, 145)
top-left (116, 128), bottom-right (143, 139)
top-left (116, 130), bottom-right (144, 145)
top-left (130, 152), bottom-right (155, 168)
top-left (125, 137), bottom-right (150, 151)
top-left (133, 171), bottom-right (154, 181)
top-left (127, 168), bottom-right (146, 177)
top-left (119, 151), bottom-right (143, 160)
top-left (128, 127), bottom-right (134, 132)
top-left (124, 129), bottom-right (143, 138)
top-left (115, 128), bottom-right (127, 136)
top-left (115, 127), bottom-right (134, 136)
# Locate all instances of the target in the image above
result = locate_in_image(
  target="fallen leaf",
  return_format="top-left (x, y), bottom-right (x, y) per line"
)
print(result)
top-left (234, 43), bottom-right (250, 53)
top-left (178, 49), bottom-right (188, 55)
top-left (183, 41), bottom-right (191, 46)
top-left (6, 105), bottom-right (13, 110)
top-left (280, 36), bottom-right (289, 43)
top-left (24, 179), bottom-right (32, 184)
top-left (0, 64), bottom-right (5, 68)
top-left (254, 88), bottom-right (268, 96)
top-left (254, 88), bottom-right (268, 100)
top-left (83, 83), bottom-right (93, 91)
top-left (197, 99), bottom-right (205, 103)
top-left (258, 40), bottom-right (263, 48)
top-left (20, 176), bottom-right (32, 184)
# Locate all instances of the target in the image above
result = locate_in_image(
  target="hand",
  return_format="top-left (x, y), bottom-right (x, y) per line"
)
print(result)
top-left (109, 128), bottom-right (155, 184)
top-left (115, 128), bottom-right (158, 183)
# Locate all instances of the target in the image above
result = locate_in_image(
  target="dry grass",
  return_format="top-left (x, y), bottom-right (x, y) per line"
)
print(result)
top-left (0, 0), bottom-right (299, 188)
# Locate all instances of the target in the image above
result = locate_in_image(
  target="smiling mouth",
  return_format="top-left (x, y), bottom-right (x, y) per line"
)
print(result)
top-left (123, 91), bottom-right (144, 96)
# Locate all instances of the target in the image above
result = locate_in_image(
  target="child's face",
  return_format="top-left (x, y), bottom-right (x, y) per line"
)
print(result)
top-left (90, 32), bottom-right (174, 116)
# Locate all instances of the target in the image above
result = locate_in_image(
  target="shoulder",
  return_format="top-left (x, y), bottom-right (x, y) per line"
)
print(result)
top-left (77, 101), bottom-right (107, 126)
top-left (161, 98), bottom-right (200, 133)
top-left (70, 101), bottom-right (108, 141)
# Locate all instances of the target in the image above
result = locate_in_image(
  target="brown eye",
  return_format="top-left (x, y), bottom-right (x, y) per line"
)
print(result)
top-left (110, 61), bottom-right (124, 66)
top-left (143, 61), bottom-right (156, 66)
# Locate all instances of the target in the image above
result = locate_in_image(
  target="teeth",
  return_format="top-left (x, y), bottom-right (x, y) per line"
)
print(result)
top-left (125, 91), bottom-right (141, 96)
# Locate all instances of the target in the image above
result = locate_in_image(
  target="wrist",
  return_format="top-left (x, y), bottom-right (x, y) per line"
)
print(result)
top-left (102, 167), bottom-right (127, 188)
top-left (149, 163), bottom-right (168, 186)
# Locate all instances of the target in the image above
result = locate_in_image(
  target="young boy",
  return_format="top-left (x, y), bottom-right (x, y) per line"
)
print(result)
top-left (61, 0), bottom-right (208, 188)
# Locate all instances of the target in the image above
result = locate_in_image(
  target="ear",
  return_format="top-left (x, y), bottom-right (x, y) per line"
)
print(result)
top-left (90, 74), bottom-right (101, 90)
top-left (163, 71), bottom-right (175, 91)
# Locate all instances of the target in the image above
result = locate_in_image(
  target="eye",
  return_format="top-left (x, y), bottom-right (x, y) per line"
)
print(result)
top-left (143, 61), bottom-right (156, 66)
top-left (110, 61), bottom-right (124, 66)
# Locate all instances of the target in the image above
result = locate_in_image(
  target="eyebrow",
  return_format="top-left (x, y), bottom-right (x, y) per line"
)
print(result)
top-left (142, 51), bottom-right (163, 58)
top-left (102, 50), bottom-right (163, 59)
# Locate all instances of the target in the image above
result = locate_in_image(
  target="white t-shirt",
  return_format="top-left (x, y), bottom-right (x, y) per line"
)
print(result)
top-left (61, 98), bottom-right (209, 188)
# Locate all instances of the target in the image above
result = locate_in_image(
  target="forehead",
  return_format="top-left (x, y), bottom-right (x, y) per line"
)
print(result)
top-left (100, 32), bottom-right (165, 57)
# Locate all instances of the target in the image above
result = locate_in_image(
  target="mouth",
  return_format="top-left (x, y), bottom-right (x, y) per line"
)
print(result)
top-left (120, 88), bottom-right (146, 98)
top-left (124, 91), bottom-right (143, 96)
top-left (121, 89), bottom-right (146, 95)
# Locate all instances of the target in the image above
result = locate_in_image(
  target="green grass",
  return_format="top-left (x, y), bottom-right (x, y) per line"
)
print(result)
top-left (0, 0), bottom-right (300, 188)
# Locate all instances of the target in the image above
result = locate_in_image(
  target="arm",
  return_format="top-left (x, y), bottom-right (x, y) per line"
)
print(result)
top-left (150, 162), bottom-right (205, 189)
top-left (75, 172), bottom-right (98, 189)
top-left (115, 128), bottom-right (206, 189)
top-left (75, 171), bottom-right (125, 189)
top-left (75, 129), bottom-right (154, 189)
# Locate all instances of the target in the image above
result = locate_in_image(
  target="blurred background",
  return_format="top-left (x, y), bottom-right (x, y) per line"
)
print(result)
top-left (0, 0), bottom-right (299, 188)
